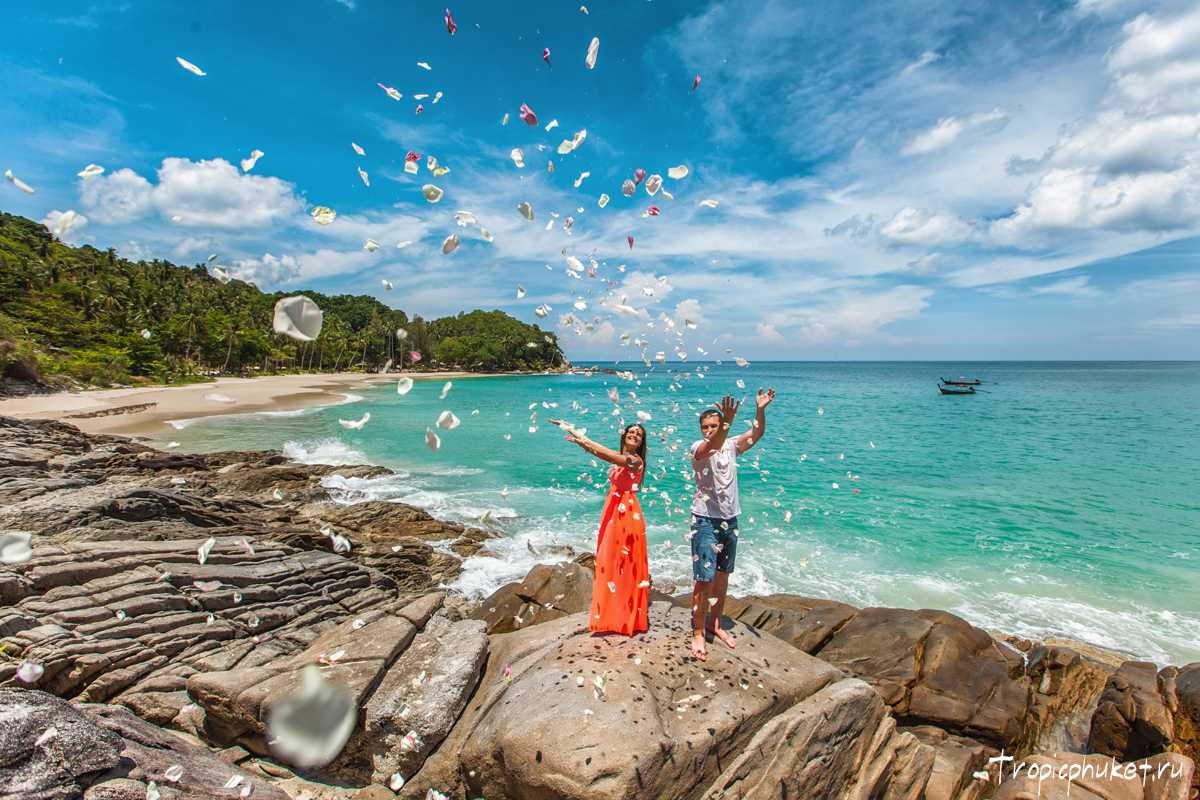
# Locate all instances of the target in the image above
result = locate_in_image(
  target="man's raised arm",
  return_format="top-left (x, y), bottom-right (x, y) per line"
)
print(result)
top-left (736, 388), bottom-right (775, 454)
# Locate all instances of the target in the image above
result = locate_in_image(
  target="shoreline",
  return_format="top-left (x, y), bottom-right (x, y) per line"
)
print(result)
top-left (0, 371), bottom-right (523, 438)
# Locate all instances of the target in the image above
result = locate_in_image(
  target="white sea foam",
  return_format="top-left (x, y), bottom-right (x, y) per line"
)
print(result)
top-left (283, 439), bottom-right (368, 467)
top-left (165, 417), bottom-right (200, 430)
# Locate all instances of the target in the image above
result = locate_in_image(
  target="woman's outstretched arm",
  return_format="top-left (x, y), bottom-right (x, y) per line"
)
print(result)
top-left (550, 420), bottom-right (642, 471)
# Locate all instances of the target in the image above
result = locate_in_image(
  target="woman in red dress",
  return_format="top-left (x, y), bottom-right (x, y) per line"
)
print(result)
top-left (553, 421), bottom-right (650, 635)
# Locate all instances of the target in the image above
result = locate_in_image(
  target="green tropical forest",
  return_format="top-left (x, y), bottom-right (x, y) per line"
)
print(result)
top-left (0, 211), bottom-right (566, 389)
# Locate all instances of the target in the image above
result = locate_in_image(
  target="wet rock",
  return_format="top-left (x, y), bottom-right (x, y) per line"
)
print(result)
top-left (1089, 661), bottom-right (1177, 761)
top-left (904, 724), bottom-right (995, 800)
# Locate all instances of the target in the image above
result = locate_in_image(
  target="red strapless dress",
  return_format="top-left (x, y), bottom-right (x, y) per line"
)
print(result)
top-left (590, 466), bottom-right (649, 635)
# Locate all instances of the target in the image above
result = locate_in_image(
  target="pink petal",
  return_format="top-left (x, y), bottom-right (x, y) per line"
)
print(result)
top-left (415, 104), bottom-right (423, 115)
top-left (444, 8), bottom-right (457, 34)
top-left (692, 73), bottom-right (701, 91)
top-left (405, 150), bottom-right (421, 163)
top-left (410, 350), bottom-right (423, 363)
top-left (634, 168), bottom-right (646, 185)
top-left (543, 48), bottom-right (551, 65)
top-left (627, 235), bottom-right (634, 249)
top-left (519, 103), bottom-right (538, 126)
top-left (647, 205), bottom-right (661, 216)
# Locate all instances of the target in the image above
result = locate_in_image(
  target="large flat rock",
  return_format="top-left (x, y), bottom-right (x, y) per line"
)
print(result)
top-left (406, 601), bottom-right (933, 800)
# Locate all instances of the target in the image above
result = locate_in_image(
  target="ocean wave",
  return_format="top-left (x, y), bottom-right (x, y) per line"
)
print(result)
top-left (165, 417), bottom-right (200, 430)
top-left (283, 438), bottom-right (369, 466)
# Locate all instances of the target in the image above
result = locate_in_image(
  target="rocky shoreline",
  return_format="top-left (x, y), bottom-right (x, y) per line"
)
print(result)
top-left (1, 415), bottom-right (1195, 799)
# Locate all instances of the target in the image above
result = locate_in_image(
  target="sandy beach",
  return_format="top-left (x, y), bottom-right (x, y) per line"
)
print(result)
top-left (0, 372), bottom-right (497, 438)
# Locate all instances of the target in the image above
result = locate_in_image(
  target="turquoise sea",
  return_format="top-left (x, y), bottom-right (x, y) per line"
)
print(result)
top-left (162, 362), bottom-right (1200, 665)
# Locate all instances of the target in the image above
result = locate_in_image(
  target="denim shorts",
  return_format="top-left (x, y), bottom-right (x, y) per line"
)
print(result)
top-left (691, 514), bottom-right (738, 582)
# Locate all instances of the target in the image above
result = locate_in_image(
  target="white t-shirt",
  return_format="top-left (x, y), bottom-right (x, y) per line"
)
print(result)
top-left (690, 438), bottom-right (740, 518)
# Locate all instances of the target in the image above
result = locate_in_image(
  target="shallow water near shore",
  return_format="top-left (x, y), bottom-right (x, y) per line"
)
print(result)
top-left (161, 361), bottom-right (1200, 665)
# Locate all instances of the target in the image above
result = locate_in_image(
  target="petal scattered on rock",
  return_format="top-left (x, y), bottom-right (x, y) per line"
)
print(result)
top-left (198, 537), bottom-right (216, 565)
top-left (273, 296), bottom-right (324, 341)
top-left (0, 532), bottom-right (33, 565)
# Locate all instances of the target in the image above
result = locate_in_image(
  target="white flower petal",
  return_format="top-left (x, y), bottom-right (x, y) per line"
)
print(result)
top-left (273, 296), bottom-right (324, 341)
top-left (267, 665), bottom-right (356, 769)
top-left (426, 427), bottom-right (441, 453)
top-left (668, 165), bottom-right (689, 180)
top-left (0, 531), bottom-right (33, 565)
top-left (240, 149), bottom-right (264, 172)
top-left (310, 206), bottom-right (337, 225)
top-left (77, 164), bottom-right (105, 179)
top-left (598, 193), bottom-right (609, 208)
top-left (436, 410), bottom-right (461, 430)
top-left (198, 537), bottom-right (216, 565)
top-left (517, 201), bottom-right (534, 221)
top-left (351, 142), bottom-right (365, 156)
top-left (4, 169), bottom-right (34, 194)
top-left (699, 198), bottom-right (719, 208)
top-left (175, 56), bottom-right (206, 76)
top-left (509, 148), bottom-right (525, 169)
top-left (397, 377), bottom-right (414, 395)
top-left (421, 184), bottom-right (444, 203)
top-left (585, 37), bottom-right (600, 70)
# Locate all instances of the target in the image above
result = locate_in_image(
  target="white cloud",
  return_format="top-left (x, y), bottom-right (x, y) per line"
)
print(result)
top-left (79, 168), bottom-right (153, 223)
top-left (230, 252), bottom-right (301, 287)
top-left (901, 108), bottom-right (1009, 156)
top-left (879, 207), bottom-right (976, 245)
top-left (40, 209), bottom-right (89, 244)
top-left (899, 50), bottom-right (940, 79)
top-left (754, 323), bottom-right (785, 342)
top-left (79, 157), bottom-right (304, 229)
top-left (1030, 275), bottom-right (1099, 297)
top-left (784, 285), bottom-right (934, 343)
top-left (171, 237), bottom-right (215, 260)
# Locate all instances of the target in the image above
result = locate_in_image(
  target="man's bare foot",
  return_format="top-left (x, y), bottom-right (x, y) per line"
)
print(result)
top-left (691, 631), bottom-right (708, 661)
top-left (708, 626), bottom-right (737, 650)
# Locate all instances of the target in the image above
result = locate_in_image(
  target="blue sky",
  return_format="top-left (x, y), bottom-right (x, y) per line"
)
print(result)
top-left (3, 0), bottom-right (1199, 360)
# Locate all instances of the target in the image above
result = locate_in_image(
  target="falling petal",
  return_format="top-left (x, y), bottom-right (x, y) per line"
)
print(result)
top-left (439, 381), bottom-right (452, 400)
top-left (598, 193), bottom-right (609, 208)
top-left (645, 174), bottom-right (662, 195)
top-left (16, 660), bottom-right (44, 683)
top-left (377, 83), bottom-right (402, 101)
top-left (0, 531), bottom-right (32, 565)
top-left (517, 201), bottom-right (534, 221)
top-left (444, 7), bottom-right (457, 34)
top-left (338, 412), bottom-right (370, 430)
top-left (480, 227), bottom-right (493, 241)
top-left (437, 410), bottom-right (461, 430)
top-left (366, 240), bottom-right (381, 253)
top-left (310, 206), bottom-right (337, 225)
top-left (396, 327), bottom-right (408, 340)
top-left (77, 163), bottom-right (104, 179)
top-left (267, 665), bottom-right (356, 769)
top-left (585, 36), bottom-right (600, 70)
top-left (426, 427), bottom-right (441, 453)
top-left (397, 377), bottom-right (414, 395)
top-left (516, 284), bottom-right (525, 298)
top-left (627, 235), bottom-right (634, 249)
top-left (668, 165), bottom-right (689, 180)
top-left (176, 56), bottom-right (206, 76)
top-left (415, 104), bottom-right (423, 115)
top-left (357, 166), bottom-right (370, 187)
top-left (545, 119), bottom-right (559, 132)
top-left (240, 149), bottom-right (264, 172)
top-left (735, 356), bottom-right (749, 367)
top-left (410, 350), bottom-right (422, 363)
top-left (422, 184), bottom-right (444, 203)
top-left (351, 142), bottom-right (365, 156)
top-left (442, 233), bottom-right (460, 254)
top-left (4, 169), bottom-right (34, 194)
top-left (573, 171), bottom-right (590, 188)
top-left (273, 296), bottom-right (324, 341)
top-left (543, 48), bottom-right (551, 66)
top-left (519, 103), bottom-right (538, 126)
top-left (379, 278), bottom-right (391, 290)
top-left (433, 91), bottom-right (443, 103)
top-left (396, 240), bottom-right (412, 249)
top-left (692, 73), bottom-right (702, 91)
top-left (699, 198), bottom-right (719, 208)
top-left (534, 304), bottom-right (551, 318)
top-left (198, 537), bottom-right (216, 565)
top-left (645, 205), bottom-right (661, 216)
top-left (455, 210), bottom-right (478, 227)
top-left (510, 148), bottom-right (525, 168)
top-left (501, 112), bottom-right (510, 126)
top-left (637, 410), bottom-right (652, 421)
top-left (417, 61), bottom-right (431, 70)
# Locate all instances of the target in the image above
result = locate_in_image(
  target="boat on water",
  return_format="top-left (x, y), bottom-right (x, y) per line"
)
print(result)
top-left (938, 383), bottom-right (976, 395)
top-left (940, 376), bottom-right (982, 386)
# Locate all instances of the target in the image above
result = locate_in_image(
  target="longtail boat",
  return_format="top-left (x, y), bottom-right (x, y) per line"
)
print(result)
top-left (940, 376), bottom-right (982, 386)
top-left (938, 383), bottom-right (976, 395)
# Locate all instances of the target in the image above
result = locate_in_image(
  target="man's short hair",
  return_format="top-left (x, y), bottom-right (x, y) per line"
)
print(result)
top-left (699, 408), bottom-right (723, 426)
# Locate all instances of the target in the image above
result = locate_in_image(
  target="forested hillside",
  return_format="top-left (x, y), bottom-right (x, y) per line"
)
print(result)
top-left (0, 212), bottom-right (565, 388)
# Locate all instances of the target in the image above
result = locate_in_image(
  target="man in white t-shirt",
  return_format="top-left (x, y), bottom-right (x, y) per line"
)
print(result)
top-left (689, 387), bottom-right (775, 660)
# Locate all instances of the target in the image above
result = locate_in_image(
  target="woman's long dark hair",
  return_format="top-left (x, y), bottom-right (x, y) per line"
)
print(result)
top-left (620, 423), bottom-right (648, 472)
